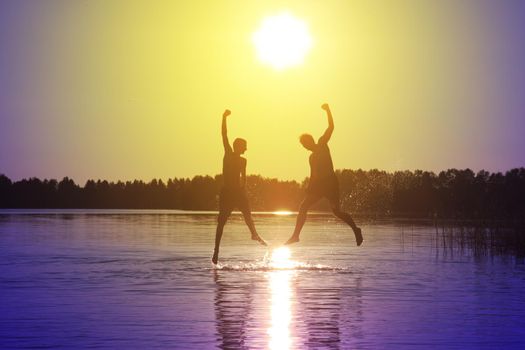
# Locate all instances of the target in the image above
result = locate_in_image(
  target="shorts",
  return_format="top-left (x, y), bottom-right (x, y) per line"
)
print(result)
top-left (219, 187), bottom-right (250, 213)
top-left (307, 176), bottom-right (340, 205)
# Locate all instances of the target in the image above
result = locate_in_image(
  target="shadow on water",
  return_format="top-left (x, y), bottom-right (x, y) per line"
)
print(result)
top-left (295, 277), bottom-right (364, 349)
top-left (213, 269), bottom-right (255, 349)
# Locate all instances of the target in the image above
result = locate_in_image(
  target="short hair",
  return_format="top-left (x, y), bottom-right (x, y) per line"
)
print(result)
top-left (299, 133), bottom-right (314, 145)
top-left (233, 138), bottom-right (247, 151)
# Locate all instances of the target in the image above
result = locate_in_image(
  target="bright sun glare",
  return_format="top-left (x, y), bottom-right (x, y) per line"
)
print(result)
top-left (270, 247), bottom-right (295, 269)
top-left (253, 12), bottom-right (312, 70)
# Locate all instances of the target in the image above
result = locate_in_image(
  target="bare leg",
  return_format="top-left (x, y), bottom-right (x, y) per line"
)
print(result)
top-left (285, 195), bottom-right (320, 245)
top-left (331, 203), bottom-right (363, 246)
top-left (241, 209), bottom-right (267, 246)
top-left (213, 210), bottom-right (231, 264)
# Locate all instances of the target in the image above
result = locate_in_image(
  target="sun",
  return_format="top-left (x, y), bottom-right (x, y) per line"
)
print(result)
top-left (253, 12), bottom-right (312, 70)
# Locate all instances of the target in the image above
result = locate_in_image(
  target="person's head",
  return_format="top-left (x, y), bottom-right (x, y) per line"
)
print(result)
top-left (233, 138), bottom-right (247, 154)
top-left (299, 133), bottom-right (316, 151)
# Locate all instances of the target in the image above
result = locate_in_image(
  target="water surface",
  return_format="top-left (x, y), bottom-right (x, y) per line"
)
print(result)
top-left (1, 210), bottom-right (525, 349)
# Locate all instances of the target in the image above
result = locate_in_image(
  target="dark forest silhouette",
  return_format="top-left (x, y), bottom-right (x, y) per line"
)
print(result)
top-left (1, 168), bottom-right (524, 219)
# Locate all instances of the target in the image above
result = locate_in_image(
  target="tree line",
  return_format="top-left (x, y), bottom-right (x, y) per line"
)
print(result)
top-left (0, 168), bottom-right (524, 219)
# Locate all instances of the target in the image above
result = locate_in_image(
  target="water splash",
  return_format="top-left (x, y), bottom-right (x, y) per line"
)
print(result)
top-left (213, 247), bottom-right (346, 272)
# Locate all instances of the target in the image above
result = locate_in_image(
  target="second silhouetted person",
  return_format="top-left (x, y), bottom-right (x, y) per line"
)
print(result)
top-left (285, 103), bottom-right (363, 246)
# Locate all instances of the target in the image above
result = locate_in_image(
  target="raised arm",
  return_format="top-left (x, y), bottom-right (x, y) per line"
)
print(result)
top-left (318, 103), bottom-right (334, 144)
top-left (222, 109), bottom-right (232, 153)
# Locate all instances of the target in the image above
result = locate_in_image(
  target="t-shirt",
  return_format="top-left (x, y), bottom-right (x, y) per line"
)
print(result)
top-left (222, 149), bottom-right (246, 189)
top-left (309, 142), bottom-right (335, 182)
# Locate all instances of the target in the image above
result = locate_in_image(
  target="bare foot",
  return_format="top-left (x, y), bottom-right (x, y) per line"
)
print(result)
top-left (212, 250), bottom-right (219, 264)
top-left (284, 235), bottom-right (300, 245)
top-left (355, 227), bottom-right (363, 246)
top-left (252, 234), bottom-right (267, 246)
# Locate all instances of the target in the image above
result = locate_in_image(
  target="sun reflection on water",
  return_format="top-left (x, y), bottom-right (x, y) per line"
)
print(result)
top-left (273, 210), bottom-right (293, 216)
top-left (268, 247), bottom-right (295, 350)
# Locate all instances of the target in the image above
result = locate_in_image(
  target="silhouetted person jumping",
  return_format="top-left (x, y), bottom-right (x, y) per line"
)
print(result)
top-left (285, 103), bottom-right (363, 246)
top-left (212, 109), bottom-right (267, 264)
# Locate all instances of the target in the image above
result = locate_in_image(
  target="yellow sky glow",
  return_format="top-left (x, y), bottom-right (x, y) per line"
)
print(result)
top-left (1, 1), bottom-right (502, 184)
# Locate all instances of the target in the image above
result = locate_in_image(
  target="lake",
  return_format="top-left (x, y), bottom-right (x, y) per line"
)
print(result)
top-left (1, 210), bottom-right (525, 349)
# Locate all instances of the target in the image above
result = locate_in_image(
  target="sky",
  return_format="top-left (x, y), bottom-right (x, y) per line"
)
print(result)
top-left (1, 0), bottom-right (524, 184)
